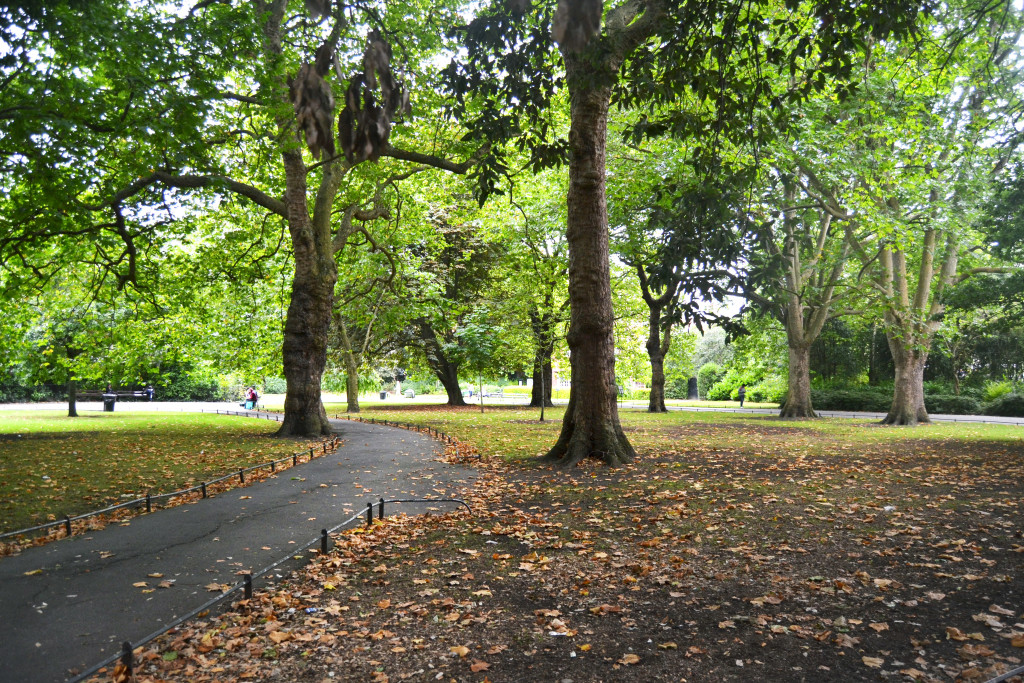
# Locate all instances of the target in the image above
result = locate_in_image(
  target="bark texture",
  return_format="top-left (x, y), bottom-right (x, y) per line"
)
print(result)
top-left (417, 321), bottom-right (468, 407)
top-left (277, 149), bottom-right (335, 436)
top-left (67, 378), bottom-right (78, 418)
top-left (882, 333), bottom-right (930, 425)
top-left (637, 264), bottom-right (677, 414)
top-left (779, 345), bottom-right (817, 418)
top-left (542, 52), bottom-right (634, 467)
top-left (529, 307), bottom-right (557, 408)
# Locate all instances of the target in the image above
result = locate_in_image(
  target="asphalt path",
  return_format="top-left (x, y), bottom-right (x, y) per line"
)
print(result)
top-left (0, 413), bottom-right (477, 683)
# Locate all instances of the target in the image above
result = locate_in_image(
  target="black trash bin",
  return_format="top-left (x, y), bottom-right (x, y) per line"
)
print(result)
top-left (379, 391), bottom-right (387, 400)
top-left (102, 393), bottom-right (116, 412)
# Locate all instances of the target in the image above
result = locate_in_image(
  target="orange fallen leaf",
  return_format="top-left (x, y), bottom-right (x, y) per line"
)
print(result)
top-left (619, 653), bottom-right (640, 665)
top-left (451, 645), bottom-right (470, 658)
top-left (470, 660), bottom-right (490, 672)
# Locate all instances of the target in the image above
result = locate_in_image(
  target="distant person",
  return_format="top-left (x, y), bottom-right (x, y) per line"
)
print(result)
top-left (145, 385), bottom-right (154, 401)
top-left (738, 384), bottom-right (746, 408)
top-left (250, 386), bottom-right (260, 408)
top-left (105, 382), bottom-right (112, 394)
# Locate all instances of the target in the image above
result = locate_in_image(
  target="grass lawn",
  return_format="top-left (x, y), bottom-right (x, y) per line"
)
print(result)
top-left (98, 404), bottom-right (1024, 683)
top-left (0, 410), bottom-right (327, 536)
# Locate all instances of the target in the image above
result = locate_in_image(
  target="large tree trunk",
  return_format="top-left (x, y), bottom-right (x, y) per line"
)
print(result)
top-left (434, 360), bottom-right (466, 406)
top-left (67, 377), bottom-right (78, 418)
top-left (780, 345), bottom-right (817, 418)
top-left (530, 353), bottom-right (554, 408)
top-left (529, 308), bottom-right (556, 408)
top-left (417, 322), bottom-right (468, 406)
top-left (542, 57), bottom-right (634, 467)
top-left (883, 334), bottom-right (930, 425)
top-left (344, 354), bottom-right (360, 413)
top-left (646, 308), bottom-right (670, 413)
top-left (277, 150), bottom-right (335, 437)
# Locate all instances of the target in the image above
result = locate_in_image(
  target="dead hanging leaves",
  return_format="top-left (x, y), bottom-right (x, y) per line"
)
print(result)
top-left (288, 25), bottom-right (411, 163)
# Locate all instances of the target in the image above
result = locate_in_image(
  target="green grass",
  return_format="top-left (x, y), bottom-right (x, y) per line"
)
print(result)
top-left (0, 411), bottom-right (325, 534)
top-left (330, 404), bottom-right (1024, 463)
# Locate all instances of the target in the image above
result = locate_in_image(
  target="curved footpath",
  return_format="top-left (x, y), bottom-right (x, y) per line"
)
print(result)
top-left (0, 414), bottom-right (477, 683)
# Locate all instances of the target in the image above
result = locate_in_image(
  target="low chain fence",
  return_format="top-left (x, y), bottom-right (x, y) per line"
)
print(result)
top-left (0, 410), bottom-right (337, 545)
top-left (69, 495), bottom-right (472, 683)
top-left (335, 413), bottom-right (481, 460)
top-left (7, 406), bottom-right (476, 682)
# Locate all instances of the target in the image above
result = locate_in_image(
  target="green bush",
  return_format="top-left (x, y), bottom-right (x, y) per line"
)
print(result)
top-left (263, 376), bottom-right (287, 394)
top-left (749, 377), bottom-right (787, 403)
top-left (983, 380), bottom-right (1014, 402)
top-left (925, 394), bottom-right (981, 415)
top-left (697, 363), bottom-right (725, 399)
top-left (809, 388), bottom-right (893, 412)
top-left (706, 382), bottom-right (733, 401)
top-left (665, 375), bottom-right (693, 400)
top-left (983, 393), bottom-right (1024, 417)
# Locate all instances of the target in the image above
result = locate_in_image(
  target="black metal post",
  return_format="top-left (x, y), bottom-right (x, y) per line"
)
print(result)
top-left (64, 515), bottom-right (72, 537)
top-left (309, 447), bottom-right (314, 459)
top-left (201, 482), bottom-right (207, 498)
top-left (119, 641), bottom-right (133, 677)
top-left (293, 454), bottom-right (298, 466)
top-left (378, 497), bottom-right (385, 520)
top-left (243, 573), bottom-right (253, 599)
top-left (271, 460), bottom-right (276, 472)
top-left (146, 493), bottom-right (152, 513)
top-left (239, 469), bottom-right (245, 484)
top-left (365, 502), bottom-right (373, 527)
top-left (320, 528), bottom-right (328, 553)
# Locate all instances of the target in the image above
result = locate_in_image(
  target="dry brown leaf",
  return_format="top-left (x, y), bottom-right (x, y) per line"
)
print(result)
top-left (619, 653), bottom-right (640, 665)
top-left (862, 656), bottom-right (884, 668)
top-left (451, 645), bottom-right (470, 658)
top-left (470, 660), bottom-right (490, 672)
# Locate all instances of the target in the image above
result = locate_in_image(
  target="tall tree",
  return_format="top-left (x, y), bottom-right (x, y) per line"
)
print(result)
top-left (796, 5), bottom-right (1024, 424)
top-left (1, 0), bottom-right (479, 436)
top-left (445, 0), bottom-right (930, 465)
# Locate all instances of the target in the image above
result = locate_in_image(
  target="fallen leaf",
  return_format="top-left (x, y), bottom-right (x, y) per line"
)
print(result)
top-left (957, 643), bottom-right (996, 659)
top-left (658, 642), bottom-right (678, 650)
top-left (451, 645), bottom-right (470, 658)
top-left (862, 656), bottom-right (884, 668)
top-left (618, 653), bottom-right (640, 665)
top-left (470, 660), bottom-right (490, 672)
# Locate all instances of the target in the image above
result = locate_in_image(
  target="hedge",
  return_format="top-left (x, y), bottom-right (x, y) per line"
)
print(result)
top-left (983, 393), bottom-right (1024, 417)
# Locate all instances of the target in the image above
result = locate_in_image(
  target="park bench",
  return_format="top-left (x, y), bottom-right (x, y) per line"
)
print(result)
top-left (76, 389), bottom-right (151, 400)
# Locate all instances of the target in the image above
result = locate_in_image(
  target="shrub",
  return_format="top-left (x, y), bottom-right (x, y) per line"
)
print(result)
top-left (983, 380), bottom-right (1014, 402)
top-left (749, 377), bottom-right (787, 403)
top-left (925, 394), bottom-right (981, 415)
top-left (983, 393), bottom-right (1024, 417)
top-left (263, 376), bottom-right (287, 394)
top-left (697, 363), bottom-right (725, 399)
top-left (810, 389), bottom-right (893, 412)
top-left (664, 375), bottom-right (692, 400)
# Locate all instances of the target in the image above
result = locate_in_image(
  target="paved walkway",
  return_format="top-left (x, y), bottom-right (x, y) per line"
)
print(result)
top-left (0, 414), bottom-right (477, 683)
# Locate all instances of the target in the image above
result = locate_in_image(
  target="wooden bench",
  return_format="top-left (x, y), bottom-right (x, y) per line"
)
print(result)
top-left (77, 390), bottom-right (150, 400)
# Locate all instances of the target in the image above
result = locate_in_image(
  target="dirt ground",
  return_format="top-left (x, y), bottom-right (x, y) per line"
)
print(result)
top-left (91, 418), bottom-right (1024, 683)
